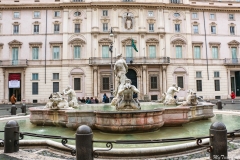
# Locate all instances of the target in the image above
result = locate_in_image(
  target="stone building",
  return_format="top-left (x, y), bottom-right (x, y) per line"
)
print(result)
top-left (0, 0), bottom-right (239, 103)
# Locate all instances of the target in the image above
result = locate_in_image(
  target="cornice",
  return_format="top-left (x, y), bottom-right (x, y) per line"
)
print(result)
top-left (0, 2), bottom-right (239, 12)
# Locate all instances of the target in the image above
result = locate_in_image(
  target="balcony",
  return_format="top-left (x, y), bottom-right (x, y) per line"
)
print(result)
top-left (0, 59), bottom-right (28, 67)
top-left (89, 57), bottom-right (170, 65)
top-left (223, 58), bottom-right (240, 65)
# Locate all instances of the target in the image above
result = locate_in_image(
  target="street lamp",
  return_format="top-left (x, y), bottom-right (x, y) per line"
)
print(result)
top-left (109, 28), bottom-right (114, 102)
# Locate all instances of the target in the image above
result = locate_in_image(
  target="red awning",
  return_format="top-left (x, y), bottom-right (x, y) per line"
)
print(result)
top-left (9, 73), bottom-right (21, 81)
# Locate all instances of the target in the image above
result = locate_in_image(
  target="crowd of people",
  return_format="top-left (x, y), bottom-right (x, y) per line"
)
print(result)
top-left (77, 93), bottom-right (109, 104)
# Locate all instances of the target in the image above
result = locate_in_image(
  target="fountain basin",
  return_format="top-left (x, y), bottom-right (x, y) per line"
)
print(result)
top-left (29, 102), bottom-right (215, 133)
top-left (95, 109), bottom-right (164, 132)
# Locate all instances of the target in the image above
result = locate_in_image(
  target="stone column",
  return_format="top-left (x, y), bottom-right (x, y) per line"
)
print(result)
top-left (92, 8), bottom-right (98, 31)
top-left (228, 69), bottom-right (231, 97)
top-left (158, 8), bottom-right (164, 32)
top-left (139, 8), bottom-right (144, 31)
top-left (162, 65), bottom-right (167, 93)
top-left (22, 69), bottom-right (26, 101)
top-left (159, 65), bottom-right (163, 95)
top-left (142, 65), bottom-right (149, 101)
top-left (159, 34), bottom-right (165, 57)
top-left (62, 9), bottom-right (69, 59)
top-left (93, 66), bottom-right (98, 97)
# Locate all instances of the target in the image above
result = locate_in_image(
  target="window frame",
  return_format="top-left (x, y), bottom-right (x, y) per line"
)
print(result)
top-left (33, 11), bottom-right (40, 19)
top-left (102, 10), bottom-right (108, 16)
top-left (13, 24), bottom-right (19, 34)
top-left (148, 11), bottom-right (154, 17)
top-left (74, 23), bottom-right (80, 33)
top-left (73, 45), bottom-right (81, 59)
top-left (13, 11), bottom-right (20, 19)
top-left (229, 14), bottom-right (235, 21)
top-left (33, 24), bottom-right (39, 34)
top-left (214, 80), bottom-right (220, 91)
top-left (52, 46), bottom-right (60, 60)
top-left (32, 47), bottom-right (39, 60)
top-left (196, 71), bottom-right (202, 78)
top-left (214, 71), bottom-right (220, 78)
top-left (175, 24), bottom-right (180, 33)
top-left (53, 82), bottom-right (59, 92)
top-left (103, 23), bottom-right (108, 32)
top-left (196, 80), bottom-right (202, 92)
top-left (32, 73), bottom-right (39, 80)
top-left (191, 13), bottom-right (198, 19)
top-left (209, 13), bottom-right (216, 20)
top-left (54, 11), bottom-right (61, 18)
top-left (149, 23), bottom-right (154, 32)
top-left (73, 78), bottom-right (81, 91)
top-left (177, 76), bottom-right (184, 89)
top-left (52, 73), bottom-right (59, 80)
top-left (149, 75), bottom-right (159, 91)
top-left (101, 75), bottom-right (110, 92)
top-left (32, 82), bottom-right (38, 95)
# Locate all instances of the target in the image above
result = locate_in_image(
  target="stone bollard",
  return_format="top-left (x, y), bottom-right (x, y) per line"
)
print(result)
top-left (4, 120), bottom-right (19, 153)
top-left (216, 100), bottom-right (223, 110)
top-left (10, 105), bottom-right (17, 115)
top-left (21, 103), bottom-right (26, 114)
top-left (76, 125), bottom-right (93, 160)
top-left (210, 122), bottom-right (227, 160)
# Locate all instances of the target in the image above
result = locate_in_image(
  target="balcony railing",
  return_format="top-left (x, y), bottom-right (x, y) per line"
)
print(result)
top-left (224, 58), bottom-right (240, 65)
top-left (0, 59), bottom-right (28, 67)
top-left (170, 0), bottom-right (183, 3)
top-left (89, 57), bottom-right (170, 65)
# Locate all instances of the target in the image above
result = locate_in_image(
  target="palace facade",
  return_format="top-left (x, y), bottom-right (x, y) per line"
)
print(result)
top-left (0, 0), bottom-right (240, 103)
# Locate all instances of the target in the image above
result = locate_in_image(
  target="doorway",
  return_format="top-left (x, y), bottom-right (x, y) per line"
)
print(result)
top-left (235, 71), bottom-right (240, 96)
top-left (8, 73), bottom-right (21, 102)
top-left (126, 69), bottom-right (137, 88)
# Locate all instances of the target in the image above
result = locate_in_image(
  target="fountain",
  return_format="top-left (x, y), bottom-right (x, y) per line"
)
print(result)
top-left (29, 55), bottom-right (214, 133)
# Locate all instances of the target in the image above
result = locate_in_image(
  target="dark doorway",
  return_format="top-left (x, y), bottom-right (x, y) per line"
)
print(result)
top-left (235, 71), bottom-right (240, 96)
top-left (8, 73), bottom-right (21, 102)
top-left (126, 69), bottom-right (137, 88)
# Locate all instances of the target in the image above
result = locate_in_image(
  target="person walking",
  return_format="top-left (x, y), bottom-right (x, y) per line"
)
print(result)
top-left (230, 91), bottom-right (236, 103)
top-left (102, 93), bottom-right (107, 103)
top-left (10, 94), bottom-right (17, 104)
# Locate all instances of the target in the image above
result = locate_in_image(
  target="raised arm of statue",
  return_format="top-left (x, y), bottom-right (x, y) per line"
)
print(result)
top-left (123, 60), bottom-right (128, 73)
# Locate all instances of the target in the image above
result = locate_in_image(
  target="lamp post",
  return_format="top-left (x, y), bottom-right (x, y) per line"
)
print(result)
top-left (109, 28), bottom-right (114, 102)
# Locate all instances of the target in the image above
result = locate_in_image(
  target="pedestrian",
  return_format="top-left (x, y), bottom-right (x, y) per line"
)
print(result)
top-left (95, 97), bottom-right (99, 103)
top-left (10, 94), bottom-right (17, 104)
top-left (85, 97), bottom-right (91, 104)
top-left (105, 96), bottom-right (109, 103)
top-left (90, 97), bottom-right (95, 104)
top-left (81, 97), bottom-right (86, 103)
top-left (230, 91), bottom-right (236, 103)
top-left (77, 97), bottom-right (81, 103)
top-left (102, 93), bottom-right (107, 103)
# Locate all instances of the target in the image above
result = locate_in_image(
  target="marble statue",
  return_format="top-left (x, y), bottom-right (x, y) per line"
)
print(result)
top-left (125, 13), bottom-right (133, 30)
top-left (164, 84), bottom-right (181, 105)
top-left (181, 89), bottom-right (198, 106)
top-left (45, 92), bottom-right (69, 109)
top-left (115, 79), bottom-right (140, 110)
top-left (63, 85), bottom-right (78, 108)
top-left (113, 53), bottom-right (128, 97)
top-left (111, 54), bottom-right (141, 110)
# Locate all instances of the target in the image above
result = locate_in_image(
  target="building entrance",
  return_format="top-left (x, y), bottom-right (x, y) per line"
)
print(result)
top-left (8, 73), bottom-right (21, 102)
top-left (126, 69), bottom-right (137, 88)
top-left (236, 71), bottom-right (240, 96)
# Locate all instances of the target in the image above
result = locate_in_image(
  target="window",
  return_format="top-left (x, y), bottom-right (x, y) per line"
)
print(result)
top-left (229, 14), bottom-right (234, 20)
top-left (126, 45), bottom-right (133, 57)
top-left (32, 82), bottom-right (38, 95)
top-left (174, 13), bottom-right (180, 18)
top-left (196, 80), bottom-right (202, 91)
top-left (53, 46), bottom-right (60, 60)
top-left (148, 11), bottom-right (153, 17)
top-left (102, 77), bottom-right (109, 90)
top-left (54, 24), bottom-right (59, 33)
top-left (12, 47), bottom-right (18, 65)
top-left (13, 25), bottom-right (19, 34)
top-left (53, 82), bottom-right (59, 92)
top-left (13, 12), bottom-right (20, 18)
top-left (177, 76), bottom-right (184, 88)
top-left (194, 46), bottom-right (201, 59)
top-left (210, 13), bottom-right (215, 20)
top-left (230, 26), bottom-right (235, 35)
top-left (150, 76), bottom-right (158, 89)
top-left (32, 73), bottom-right (39, 80)
top-left (75, 24), bottom-right (80, 33)
top-left (171, 0), bottom-right (180, 3)
top-left (102, 45), bottom-right (109, 58)
top-left (193, 25), bottom-right (198, 34)
top-left (54, 11), bottom-right (60, 17)
top-left (74, 78), bottom-right (81, 90)
top-left (175, 24), bottom-right (180, 32)
top-left (33, 25), bottom-right (39, 34)
top-left (176, 45), bottom-right (182, 58)
top-left (212, 46), bottom-right (218, 59)
top-left (214, 71), bottom-right (220, 78)
top-left (32, 47), bottom-right (39, 60)
top-left (33, 11), bottom-right (40, 18)
top-left (149, 45), bottom-right (156, 58)
top-left (74, 46), bottom-right (80, 59)
top-left (231, 47), bottom-right (237, 59)
top-left (103, 10), bottom-right (108, 16)
top-left (103, 23), bottom-right (108, 32)
top-left (192, 13), bottom-right (197, 19)
top-left (53, 73), bottom-right (59, 80)
top-left (74, 11), bottom-right (81, 16)
top-left (196, 71), bottom-right (202, 78)
top-left (211, 26), bottom-right (216, 34)
top-left (149, 24), bottom-right (154, 32)
top-left (215, 80), bottom-right (220, 91)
